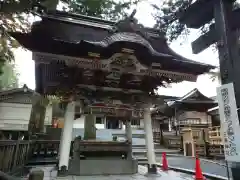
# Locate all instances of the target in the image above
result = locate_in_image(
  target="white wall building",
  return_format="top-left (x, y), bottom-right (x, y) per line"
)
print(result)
top-left (0, 85), bottom-right (52, 132)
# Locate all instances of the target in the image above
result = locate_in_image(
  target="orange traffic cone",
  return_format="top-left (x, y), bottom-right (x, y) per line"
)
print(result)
top-left (162, 152), bottom-right (168, 171)
top-left (195, 157), bottom-right (204, 180)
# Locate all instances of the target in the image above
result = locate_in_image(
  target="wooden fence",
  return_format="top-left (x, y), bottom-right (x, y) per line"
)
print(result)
top-left (30, 140), bottom-right (60, 158)
top-left (0, 140), bottom-right (63, 174)
top-left (0, 140), bottom-right (31, 174)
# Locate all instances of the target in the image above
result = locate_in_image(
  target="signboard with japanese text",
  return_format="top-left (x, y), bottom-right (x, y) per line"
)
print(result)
top-left (217, 83), bottom-right (240, 162)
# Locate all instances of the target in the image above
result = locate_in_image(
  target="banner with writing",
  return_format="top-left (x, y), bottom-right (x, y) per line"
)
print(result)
top-left (217, 83), bottom-right (240, 162)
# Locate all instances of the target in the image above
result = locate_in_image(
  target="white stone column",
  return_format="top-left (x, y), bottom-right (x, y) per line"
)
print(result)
top-left (125, 120), bottom-right (132, 142)
top-left (168, 118), bottom-right (172, 131)
top-left (125, 120), bottom-right (133, 159)
top-left (58, 101), bottom-right (75, 171)
top-left (143, 103), bottom-right (157, 173)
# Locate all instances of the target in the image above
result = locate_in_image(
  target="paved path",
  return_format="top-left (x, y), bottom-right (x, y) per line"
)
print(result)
top-left (138, 155), bottom-right (229, 178)
top-left (22, 165), bottom-right (197, 180)
top-left (27, 155), bottom-right (229, 178)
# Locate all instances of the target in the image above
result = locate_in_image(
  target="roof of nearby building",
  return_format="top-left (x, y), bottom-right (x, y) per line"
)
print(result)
top-left (0, 84), bottom-right (34, 95)
top-left (208, 106), bottom-right (219, 112)
top-left (168, 88), bottom-right (216, 106)
top-left (210, 96), bottom-right (217, 101)
top-left (155, 88), bottom-right (217, 115)
top-left (0, 84), bottom-right (37, 104)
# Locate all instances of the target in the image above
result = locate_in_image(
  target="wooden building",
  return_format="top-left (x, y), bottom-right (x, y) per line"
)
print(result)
top-left (151, 102), bottom-right (176, 145)
top-left (158, 88), bottom-right (217, 156)
top-left (0, 85), bottom-right (52, 139)
top-left (9, 9), bottom-right (214, 174)
top-left (207, 106), bottom-right (224, 158)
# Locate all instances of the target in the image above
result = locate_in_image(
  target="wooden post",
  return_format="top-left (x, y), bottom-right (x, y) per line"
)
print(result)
top-left (12, 139), bottom-right (20, 170)
top-left (25, 140), bottom-right (31, 162)
top-left (214, 1), bottom-right (240, 179)
top-left (84, 115), bottom-right (96, 140)
top-left (28, 168), bottom-right (44, 180)
top-left (160, 123), bottom-right (164, 145)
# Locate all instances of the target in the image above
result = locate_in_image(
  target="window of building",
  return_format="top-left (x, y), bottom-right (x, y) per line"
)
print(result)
top-left (75, 105), bottom-right (81, 114)
top-left (96, 117), bottom-right (103, 124)
top-left (131, 119), bottom-right (140, 125)
top-left (74, 114), bottom-right (81, 120)
top-left (74, 104), bottom-right (81, 120)
top-left (106, 118), bottom-right (121, 129)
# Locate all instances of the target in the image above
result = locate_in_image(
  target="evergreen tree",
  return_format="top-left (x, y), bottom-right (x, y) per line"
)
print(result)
top-left (67, 0), bottom-right (140, 20)
top-left (1, 0), bottom-right (60, 75)
top-left (152, 0), bottom-right (240, 42)
top-left (1, 0), bottom-right (140, 76)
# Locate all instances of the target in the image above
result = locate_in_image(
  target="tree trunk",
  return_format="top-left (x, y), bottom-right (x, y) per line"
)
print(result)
top-left (84, 115), bottom-right (96, 140)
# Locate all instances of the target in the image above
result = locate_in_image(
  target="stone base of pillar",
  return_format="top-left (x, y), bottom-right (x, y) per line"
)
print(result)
top-left (231, 162), bottom-right (240, 180)
top-left (147, 164), bottom-right (157, 174)
top-left (57, 165), bottom-right (68, 177)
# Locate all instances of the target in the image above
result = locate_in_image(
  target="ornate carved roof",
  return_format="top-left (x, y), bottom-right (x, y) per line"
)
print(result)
top-left (9, 10), bottom-right (214, 70)
top-left (8, 10), bottom-right (215, 96)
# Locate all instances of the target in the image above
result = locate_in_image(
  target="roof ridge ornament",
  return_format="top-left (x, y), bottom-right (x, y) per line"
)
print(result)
top-left (111, 9), bottom-right (149, 39)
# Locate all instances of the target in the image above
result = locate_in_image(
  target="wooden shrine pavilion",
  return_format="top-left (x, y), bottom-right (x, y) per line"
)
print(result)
top-left (162, 88), bottom-right (217, 156)
top-left (9, 9), bottom-right (214, 176)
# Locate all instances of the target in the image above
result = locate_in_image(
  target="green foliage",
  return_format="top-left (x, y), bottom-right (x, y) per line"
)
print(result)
top-left (1, 0), bottom-right (61, 89)
top-left (0, 62), bottom-right (19, 90)
top-left (1, 0), bottom-right (60, 74)
top-left (1, 0), bottom-right (140, 83)
top-left (0, 13), bottom-right (28, 72)
top-left (152, 0), bottom-right (240, 42)
top-left (152, 0), bottom-right (192, 42)
top-left (66, 0), bottom-right (141, 21)
top-left (1, 1), bottom-right (34, 65)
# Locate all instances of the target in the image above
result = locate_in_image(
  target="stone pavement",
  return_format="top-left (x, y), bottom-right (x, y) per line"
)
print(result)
top-left (138, 155), bottom-right (229, 178)
top-left (22, 165), bottom-right (198, 180)
top-left (27, 155), bottom-right (229, 178)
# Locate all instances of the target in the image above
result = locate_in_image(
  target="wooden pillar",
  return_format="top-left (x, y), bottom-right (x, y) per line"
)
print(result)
top-left (160, 123), bottom-right (164, 145)
top-left (12, 139), bottom-right (20, 169)
top-left (29, 95), bottom-right (49, 135)
top-left (84, 115), bottom-right (96, 140)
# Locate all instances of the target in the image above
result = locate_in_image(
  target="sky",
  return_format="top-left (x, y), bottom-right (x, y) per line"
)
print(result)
top-left (13, 0), bottom-right (220, 98)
